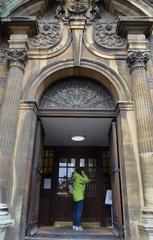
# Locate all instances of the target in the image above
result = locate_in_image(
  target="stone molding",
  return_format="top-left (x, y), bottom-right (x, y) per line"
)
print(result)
top-left (19, 101), bottom-right (38, 116)
top-left (6, 49), bottom-right (27, 66)
top-left (127, 51), bottom-right (150, 72)
top-left (115, 101), bottom-right (135, 116)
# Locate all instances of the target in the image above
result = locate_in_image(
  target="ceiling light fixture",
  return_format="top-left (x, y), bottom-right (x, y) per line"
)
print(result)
top-left (71, 136), bottom-right (86, 142)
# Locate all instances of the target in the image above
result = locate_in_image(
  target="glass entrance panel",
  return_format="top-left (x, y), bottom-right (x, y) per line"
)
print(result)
top-left (58, 157), bottom-right (76, 193)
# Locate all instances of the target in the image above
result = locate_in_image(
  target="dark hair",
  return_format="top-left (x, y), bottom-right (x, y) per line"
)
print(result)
top-left (76, 167), bottom-right (85, 175)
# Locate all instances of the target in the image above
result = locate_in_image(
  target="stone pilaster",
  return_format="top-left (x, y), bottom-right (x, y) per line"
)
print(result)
top-left (0, 48), bottom-right (27, 202)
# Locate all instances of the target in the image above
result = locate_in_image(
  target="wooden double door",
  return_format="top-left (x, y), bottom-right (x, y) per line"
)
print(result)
top-left (38, 147), bottom-right (111, 226)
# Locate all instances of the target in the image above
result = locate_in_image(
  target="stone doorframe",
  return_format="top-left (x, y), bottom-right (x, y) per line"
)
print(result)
top-left (5, 61), bottom-right (142, 240)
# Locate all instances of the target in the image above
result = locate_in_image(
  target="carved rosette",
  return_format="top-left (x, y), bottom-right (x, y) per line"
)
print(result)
top-left (29, 21), bottom-right (61, 48)
top-left (94, 20), bottom-right (126, 49)
top-left (127, 51), bottom-right (150, 72)
top-left (7, 49), bottom-right (27, 66)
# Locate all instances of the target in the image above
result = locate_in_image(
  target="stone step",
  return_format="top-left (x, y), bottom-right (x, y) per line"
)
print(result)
top-left (25, 227), bottom-right (122, 240)
top-left (25, 236), bottom-right (117, 240)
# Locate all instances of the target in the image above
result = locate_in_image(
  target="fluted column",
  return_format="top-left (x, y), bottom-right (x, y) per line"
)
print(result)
top-left (0, 49), bottom-right (27, 202)
top-left (127, 50), bottom-right (153, 208)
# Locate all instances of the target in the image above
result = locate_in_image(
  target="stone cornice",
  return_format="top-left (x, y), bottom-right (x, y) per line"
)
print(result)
top-left (117, 16), bottom-right (153, 37)
top-left (127, 51), bottom-right (150, 72)
top-left (1, 16), bottom-right (39, 37)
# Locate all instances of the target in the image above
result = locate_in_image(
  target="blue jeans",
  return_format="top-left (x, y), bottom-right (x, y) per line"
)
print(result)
top-left (73, 200), bottom-right (84, 227)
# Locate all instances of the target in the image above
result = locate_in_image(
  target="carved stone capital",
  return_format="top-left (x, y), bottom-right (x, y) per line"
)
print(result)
top-left (127, 51), bottom-right (150, 72)
top-left (7, 49), bottom-right (27, 67)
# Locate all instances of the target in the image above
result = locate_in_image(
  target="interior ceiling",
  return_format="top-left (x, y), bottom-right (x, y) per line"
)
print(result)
top-left (41, 117), bottom-right (113, 147)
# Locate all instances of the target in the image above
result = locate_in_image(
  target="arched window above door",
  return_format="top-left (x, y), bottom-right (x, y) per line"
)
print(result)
top-left (39, 77), bottom-right (115, 110)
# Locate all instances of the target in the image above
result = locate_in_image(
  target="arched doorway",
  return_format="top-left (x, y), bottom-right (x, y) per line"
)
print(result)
top-left (27, 76), bottom-right (123, 234)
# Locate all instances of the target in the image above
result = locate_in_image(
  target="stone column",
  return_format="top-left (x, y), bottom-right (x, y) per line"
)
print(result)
top-left (0, 48), bottom-right (27, 202)
top-left (127, 48), bottom-right (153, 239)
top-left (127, 50), bottom-right (153, 206)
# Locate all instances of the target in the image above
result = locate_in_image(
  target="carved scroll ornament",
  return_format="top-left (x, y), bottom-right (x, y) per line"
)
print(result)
top-left (127, 51), bottom-right (150, 72)
top-left (94, 20), bottom-right (126, 49)
top-left (40, 77), bottom-right (115, 110)
top-left (29, 21), bottom-right (61, 48)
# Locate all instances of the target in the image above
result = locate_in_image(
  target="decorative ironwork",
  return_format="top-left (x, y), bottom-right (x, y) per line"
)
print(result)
top-left (29, 21), bottom-right (61, 48)
top-left (94, 20), bottom-right (126, 49)
top-left (40, 77), bottom-right (115, 110)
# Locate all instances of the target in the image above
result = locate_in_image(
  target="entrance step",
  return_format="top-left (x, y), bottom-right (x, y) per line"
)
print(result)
top-left (25, 227), bottom-right (123, 240)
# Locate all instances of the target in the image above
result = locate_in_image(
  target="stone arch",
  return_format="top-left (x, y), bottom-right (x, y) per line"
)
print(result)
top-left (23, 59), bottom-right (131, 104)
top-left (1, 0), bottom-right (153, 18)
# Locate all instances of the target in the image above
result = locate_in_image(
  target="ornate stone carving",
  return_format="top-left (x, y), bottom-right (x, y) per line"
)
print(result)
top-left (29, 21), bottom-right (61, 48)
top-left (127, 51), bottom-right (150, 71)
top-left (7, 49), bottom-right (27, 65)
top-left (40, 77), bottom-right (115, 110)
top-left (67, 0), bottom-right (89, 13)
top-left (94, 20), bottom-right (126, 49)
top-left (56, 0), bottom-right (101, 20)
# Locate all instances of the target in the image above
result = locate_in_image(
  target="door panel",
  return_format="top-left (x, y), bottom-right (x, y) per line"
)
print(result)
top-left (38, 147), bottom-right (112, 226)
top-left (54, 148), bottom-right (102, 223)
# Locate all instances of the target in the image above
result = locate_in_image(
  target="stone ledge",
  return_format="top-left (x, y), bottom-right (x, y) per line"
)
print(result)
top-left (1, 16), bottom-right (39, 36)
top-left (117, 16), bottom-right (153, 37)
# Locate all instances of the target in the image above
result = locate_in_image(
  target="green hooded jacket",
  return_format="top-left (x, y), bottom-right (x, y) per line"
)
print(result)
top-left (72, 172), bottom-right (89, 202)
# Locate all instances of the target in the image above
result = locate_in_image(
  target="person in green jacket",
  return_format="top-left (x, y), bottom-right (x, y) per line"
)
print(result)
top-left (72, 167), bottom-right (89, 231)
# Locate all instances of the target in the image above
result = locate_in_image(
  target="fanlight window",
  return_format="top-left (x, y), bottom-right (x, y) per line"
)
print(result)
top-left (39, 77), bottom-right (115, 110)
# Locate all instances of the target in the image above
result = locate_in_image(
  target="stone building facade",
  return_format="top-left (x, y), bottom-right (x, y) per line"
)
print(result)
top-left (0, 1), bottom-right (153, 240)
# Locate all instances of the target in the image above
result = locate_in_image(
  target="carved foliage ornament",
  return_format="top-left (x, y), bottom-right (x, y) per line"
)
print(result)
top-left (7, 49), bottom-right (27, 64)
top-left (40, 77), bottom-right (115, 110)
top-left (127, 51), bottom-right (150, 71)
top-left (94, 20), bottom-right (126, 49)
top-left (29, 21), bottom-right (61, 48)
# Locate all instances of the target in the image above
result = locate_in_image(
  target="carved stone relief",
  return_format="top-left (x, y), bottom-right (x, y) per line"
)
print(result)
top-left (40, 77), bottom-right (115, 110)
top-left (56, 0), bottom-right (101, 20)
top-left (94, 20), bottom-right (126, 49)
top-left (29, 21), bottom-right (61, 48)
